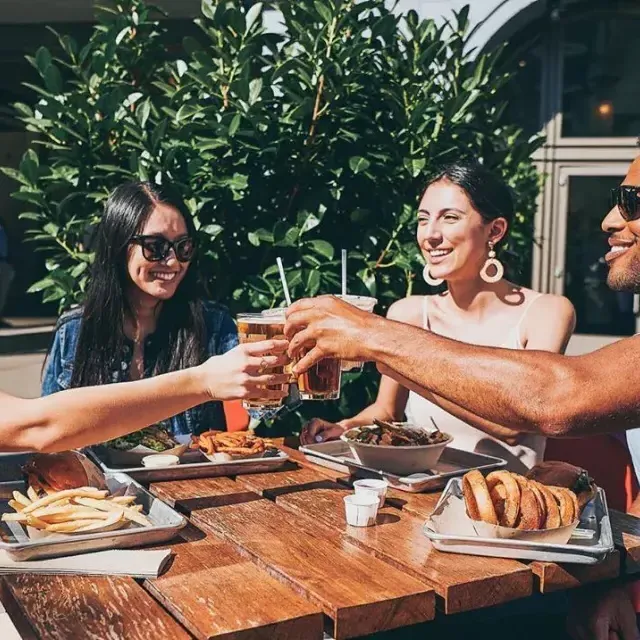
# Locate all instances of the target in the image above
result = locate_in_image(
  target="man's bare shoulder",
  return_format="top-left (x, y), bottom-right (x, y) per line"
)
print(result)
top-left (386, 296), bottom-right (424, 327)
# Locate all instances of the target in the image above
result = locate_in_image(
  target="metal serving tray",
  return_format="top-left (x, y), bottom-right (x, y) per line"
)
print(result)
top-left (86, 446), bottom-right (290, 483)
top-left (423, 477), bottom-right (614, 564)
top-left (0, 468), bottom-right (187, 561)
top-left (299, 440), bottom-right (506, 492)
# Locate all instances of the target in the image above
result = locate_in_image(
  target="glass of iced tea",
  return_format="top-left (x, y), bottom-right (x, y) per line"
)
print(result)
top-left (263, 308), bottom-right (342, 401)
top-left (335, 294), bottom-right (377, 371)
top-left (236, 312), bottom-right (289, 415)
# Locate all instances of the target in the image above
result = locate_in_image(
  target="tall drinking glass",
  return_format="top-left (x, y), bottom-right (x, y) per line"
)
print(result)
top-left (262, 308), bottom-right (342, 401)
top-left (335, 294), bottom-right (377, 371)
top-left (236, 312), bottom-right (288, 417)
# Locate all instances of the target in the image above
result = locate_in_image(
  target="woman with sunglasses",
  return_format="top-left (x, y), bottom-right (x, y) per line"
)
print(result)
top-left (302, 161), bottom-right (576, 473)
top-left (42, 181), bottom-right (242, 436)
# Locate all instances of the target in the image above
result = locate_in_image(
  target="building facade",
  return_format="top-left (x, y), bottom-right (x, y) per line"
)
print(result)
top-left (0, 0), bottom-right (637, 355)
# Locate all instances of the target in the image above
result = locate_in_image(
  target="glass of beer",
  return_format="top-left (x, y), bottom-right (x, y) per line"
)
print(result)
top-left (297, 356), bottom-right (342, 400)
top-left (335, 294), bottom-right (377, 371)
top-left (263, 308), bottom-right (342, 401)
top-left (236, 312), bottom-right (288, 415)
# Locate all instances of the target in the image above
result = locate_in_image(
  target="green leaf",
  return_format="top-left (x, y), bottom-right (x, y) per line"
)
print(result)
top-left (35, 47), bottom-right (52, 74)
top-left (304, 269), bottom-right (321, 296)
top-left (202, 224), bottom-right (223, 239)
top-left (228, 114), bottom-right (241, 137)
top-left (201, 0), bottom-right (215, 20)
top-left (248, 231), bottom-right (260, 246)
top-left (403, 157), bottom-right (426, 178)
top-left (245, 2), bottom-right (263, 33)
top-left (137, 99), bottom-right (151, 128)
top-left (314, 0), bottom-right (332, 23)
top-left (43, 222), bottom-right (59, 237)
top-left (115, 27), bottom-right (131, 45)
top-left (43, 65), bottom-right (63, 94)
top-left (248, 78), bottom-right (263, 105)
top-left (349, 156), bottom-right (370, 174)
top-left (27, 277), bottom-right (54, 294)
top-left (308, 239), bottom-right (334, 260)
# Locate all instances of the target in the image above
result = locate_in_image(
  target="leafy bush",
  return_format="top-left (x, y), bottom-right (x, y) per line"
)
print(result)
top-left (2, 0), bottom-right (543, 430)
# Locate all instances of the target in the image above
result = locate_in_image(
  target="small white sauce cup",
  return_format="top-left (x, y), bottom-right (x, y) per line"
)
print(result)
top-left (353, 478), bottom-right (388, 508)
top-left (141, 454), bottom-right (180, 468)
top-left (343, 493), bottom-right (379, 527)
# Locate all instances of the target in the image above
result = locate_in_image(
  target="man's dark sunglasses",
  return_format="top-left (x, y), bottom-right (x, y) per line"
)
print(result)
top-left (131, 235), bottom-right (196, 262)
top-left (610, 185), bottom-right (640, 221)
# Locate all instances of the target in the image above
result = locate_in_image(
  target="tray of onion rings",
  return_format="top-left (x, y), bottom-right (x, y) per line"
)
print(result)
top-left (85, 431), bottom-right (289, 483)
top-left (423, 461), bottom-right (614, 564)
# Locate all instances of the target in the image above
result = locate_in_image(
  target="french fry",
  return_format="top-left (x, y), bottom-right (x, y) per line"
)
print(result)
top-left (44, 519), bottom-right (106, 533)
top-left (22, 488), bottom-right (108, 514)
top-left (34, 509), bottom-right (111, 524)
top-left (25, 515), bottom-right (50, 530)
top-left (8, 500), bottom-right (25, 513)
top-left (109, 496), bottom-right (136, 505)
top-left (73, 497), bottom-right (151, 527)
top-left (1, 512), bottom-right (28, 523)
top-left (12, 491), bottom-right (31, 508)
top-left (26, 486), bottom-right (39, 503)
top-left (76, 510), bottom-right (125, 533)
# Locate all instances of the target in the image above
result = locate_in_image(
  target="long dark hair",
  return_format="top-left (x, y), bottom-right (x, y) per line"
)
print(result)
top-left (427, 160), bottom-right (515, 236)
top-left (71, 181), bottom-right (207, 387)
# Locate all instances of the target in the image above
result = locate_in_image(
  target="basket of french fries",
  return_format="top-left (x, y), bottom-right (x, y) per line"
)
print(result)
top-left (0, 471), bottom-right (187, 561)
top-left (190, 430), bottom-right (280, 462)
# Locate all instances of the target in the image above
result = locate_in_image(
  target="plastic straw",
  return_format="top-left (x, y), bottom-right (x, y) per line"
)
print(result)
top-left (276, 257), bottom-right (292, 306)
top-left (341, 249), bottom-right (347, 296)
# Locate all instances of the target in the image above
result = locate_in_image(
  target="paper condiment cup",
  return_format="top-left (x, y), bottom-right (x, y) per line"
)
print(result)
top-left (343, 493), bottom-right (379, 527)
top-left (353, 479), bottom-right (388, 508)
top-left (141, 454), bottom-right (180, 468)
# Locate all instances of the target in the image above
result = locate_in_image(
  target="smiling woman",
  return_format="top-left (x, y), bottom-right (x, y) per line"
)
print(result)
top-left (41, 181), bottom-right (239, 437)
top-left (301, 160), bottom-right (576, 474)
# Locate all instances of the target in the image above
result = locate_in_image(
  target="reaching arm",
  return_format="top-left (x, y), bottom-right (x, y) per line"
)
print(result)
top-left (0, 340), bottom-right (289, 453)
top-left (406, 295), bottom-right (576, 445)
top-left (285, 296), bottom-right (636, 438)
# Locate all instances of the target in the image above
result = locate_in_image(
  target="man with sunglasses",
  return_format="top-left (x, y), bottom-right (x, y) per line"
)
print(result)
top-left (285, 156), bottom-right (640, 640)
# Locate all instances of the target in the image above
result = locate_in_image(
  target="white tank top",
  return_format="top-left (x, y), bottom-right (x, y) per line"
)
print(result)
top-left (405, 294), bottom-right (547, 474)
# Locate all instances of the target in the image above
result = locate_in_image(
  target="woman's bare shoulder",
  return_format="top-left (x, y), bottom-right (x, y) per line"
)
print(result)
top-left (386, 295), bottom-right (425, 327)
top-left (518, 288), bottom-right (576, 333)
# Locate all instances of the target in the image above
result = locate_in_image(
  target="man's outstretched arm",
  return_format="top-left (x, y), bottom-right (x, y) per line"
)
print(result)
top-left (285, 296), bottom-right (640, 437)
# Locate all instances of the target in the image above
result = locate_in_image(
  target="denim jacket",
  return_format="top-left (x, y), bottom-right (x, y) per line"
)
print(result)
top-left (41, 301), bottom-right (239, 436)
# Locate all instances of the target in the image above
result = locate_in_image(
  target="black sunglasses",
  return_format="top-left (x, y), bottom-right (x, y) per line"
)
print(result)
top-left (131, 235), bottom-right (196, 263)
top-left (610, 186), bottom-right (640, 221)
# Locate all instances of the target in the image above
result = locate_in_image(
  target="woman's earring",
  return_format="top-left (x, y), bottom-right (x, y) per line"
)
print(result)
top-left (423, 264), bottom-right (444, 286)
top-left (480, 241), bottom-right (504, 283)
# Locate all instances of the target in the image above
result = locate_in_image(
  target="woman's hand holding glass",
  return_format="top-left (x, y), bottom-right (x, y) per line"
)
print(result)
top-left (198, 340), bottom-right (291, 402)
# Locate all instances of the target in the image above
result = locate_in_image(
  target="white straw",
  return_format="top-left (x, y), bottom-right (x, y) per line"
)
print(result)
top-left (276, 257), bottom-right (292, 306)
top-left (341, 249), bottom-right (347, 296)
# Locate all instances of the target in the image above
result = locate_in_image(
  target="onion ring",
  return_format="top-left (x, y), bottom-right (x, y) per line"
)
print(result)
top-left (511, 475), bottom-right (544, 530)
top-left (530, 480), bottom-right (561, 529)
top-left (548, 486), bottom-right (577, 526)
top-left (462, 470), bottom-right (498, 525)
top-left (486, 471), bottom-right (520, 528)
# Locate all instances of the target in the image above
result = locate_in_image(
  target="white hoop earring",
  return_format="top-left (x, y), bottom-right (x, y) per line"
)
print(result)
top-left (480, 242), bottom-right (504, 283)
top-left (423, 264), bottom-right (444, 286)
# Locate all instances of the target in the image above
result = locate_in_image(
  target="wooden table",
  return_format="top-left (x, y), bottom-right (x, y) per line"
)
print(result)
top-left (0, 441), bottom-right (632, 640)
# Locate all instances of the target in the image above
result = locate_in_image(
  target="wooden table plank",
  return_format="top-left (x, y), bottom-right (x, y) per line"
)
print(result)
top-left (273, 481), bottom-right (532, 614)
top-left (530, 552), bottom-right (621, 593)
top-left (2, 574), bottom-right (191, 640)
top-left (191, 498), bottom-right (435, 640)
top-left (610, 509), bottom-right (640, 572)
top-left (234, 463), bottom-right (341, 498)
top-left (145, 525), bottom-right (324, 640)
top-left (150, 477), bottom-right (259, 513)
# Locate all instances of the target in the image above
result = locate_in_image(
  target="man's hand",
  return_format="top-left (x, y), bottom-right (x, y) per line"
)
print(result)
top-left (300, 418), bottom-right (346, 445)
top-left (285, 295), bottom-right (378, 373)
top-left (567, 585), bottom-right (639, 640)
